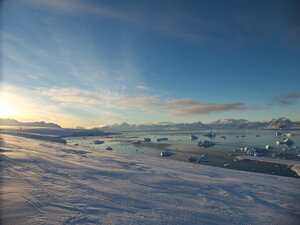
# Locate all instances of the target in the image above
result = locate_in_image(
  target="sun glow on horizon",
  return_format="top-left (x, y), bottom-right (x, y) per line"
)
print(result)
top-left (0, 100), bottom-right (17, 117)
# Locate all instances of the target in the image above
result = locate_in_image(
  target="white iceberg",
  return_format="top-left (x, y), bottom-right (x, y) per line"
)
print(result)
top-left (198, 140), bottom-right (215, 147)
top-left (276, 138), bottom-right (294, 146)
top-left (265, 145), bottom-right (271, 150)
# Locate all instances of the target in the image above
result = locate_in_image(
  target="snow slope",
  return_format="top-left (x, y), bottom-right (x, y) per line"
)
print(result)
top-left (1, 134), bottom-right (299, 225)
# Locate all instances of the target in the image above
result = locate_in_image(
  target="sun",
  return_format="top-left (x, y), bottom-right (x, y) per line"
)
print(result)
top-left (0, 100), bottom-right (17, 117)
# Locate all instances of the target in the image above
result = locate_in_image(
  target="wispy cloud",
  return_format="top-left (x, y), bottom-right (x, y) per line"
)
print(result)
top-left (38, 87), bottom-right (158, 110)
top-left (136, 85), bottom-right (151, 91)
top-left (26, 74), bottom-right (40, 79)
top-left (1, 84), bottom-right (251, 127)
top-left (26, 0), bottom-right (215, 43)
top-left (0, 85), bottom-right (83, 127)
top-left (161, 98), bottom-right (248, 116)
top-left (269, 93), bottom-right (300, 106)
top-left (38, 87), bottom-right (249, 116)
top-left (27, 0), bottom-right (137, 23)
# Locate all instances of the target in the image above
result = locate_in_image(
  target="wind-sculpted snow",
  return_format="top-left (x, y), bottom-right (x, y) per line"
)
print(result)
top-left (1, 134), bottom-right (299, 225)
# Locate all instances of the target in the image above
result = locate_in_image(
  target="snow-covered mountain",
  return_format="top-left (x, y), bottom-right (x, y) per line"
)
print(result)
top-left (209, 119), bottom-right (250, 128)
top-left (0, 118), bottom-right (61, 128)
top-left (100, 121), bottom-right (209, 131)
top-left (264, 117), bottom-right (294, 129)
top-left (209, 117), bottom-right (299, 129)
top-left (210, 119), bottom-right (249, 124)
top-left (101, 118), bottom-right (299, 131)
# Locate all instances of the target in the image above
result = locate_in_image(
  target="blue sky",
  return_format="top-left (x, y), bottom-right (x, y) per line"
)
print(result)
top-left (1, 0), bottom-right (300, 127)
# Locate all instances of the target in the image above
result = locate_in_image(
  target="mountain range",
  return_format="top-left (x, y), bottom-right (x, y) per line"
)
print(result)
top-left (100, 121), bottom-right (209, 131)
top-left (1, 117), bottom-right (299, 131)
top-left (0, 118), bottom-right (61, 128)
top-left (100, 117), bottom-right (300, 131)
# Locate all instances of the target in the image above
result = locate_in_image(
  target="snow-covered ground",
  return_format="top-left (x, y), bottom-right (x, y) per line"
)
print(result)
top-left (0, 126), bottom-right (112, 139)
top-left (1, 134), bottom-right (299, 225)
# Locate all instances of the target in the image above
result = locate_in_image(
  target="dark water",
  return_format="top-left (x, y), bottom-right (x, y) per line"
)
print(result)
top-left (65, 129), bottom-right (300, 178)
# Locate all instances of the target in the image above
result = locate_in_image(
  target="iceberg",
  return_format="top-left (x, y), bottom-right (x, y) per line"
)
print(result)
top-left (190, 134), bottom-right (198, 140)
top-left (157, 138), bottom-right (168, 142)
top-left (265, 145), bottom-right (271, 150)
top-left (276, 138), bottom-right (294, 146)
top-left (94, 140), bottom-right (104, 144)
top-left (143, 138), bottom-right (151, 142)
top-left (203, 131), bottom-right (216, 138)
top-left (188, 154), bottom-right (208, 163)
top-left (160, 151), bottom-right (173, 157)
top-left (198, 140), bottom-right (216, 147)
top-left (283, 138), bottom-right (294, 146)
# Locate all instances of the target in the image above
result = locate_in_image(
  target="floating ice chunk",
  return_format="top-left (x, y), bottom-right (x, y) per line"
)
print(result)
top-left (247, 149), bottom-right (257, 156)
top-left (160, 151), bottom-right (173, 157)
top-left (242, 146), bottom-right (256, 152)
top-left (285, 133), bottom-right (294, 137)
top-left (203, 132), bottom-right (216, 138)
top-left (190, 135), bottom-right (198, 140)
top-left (143, 138), bottom-right (151, 142)
top-left (188, 154), bottom-right (208, 162)
top-left (198, 140), bottom-right (215, 147)
top-left (265, 145), bottom-right (271, 150)
top-left (272, 153), bottom-right (283, 158)
top-left (188, 156), bottom-right (198, 162)
top-left (234, 156), bottom-right (250, 162)
top-left (197, 154), bottom-right (208, 162)
top-left (276, 139), bottom-right (294, 146)
top-left (254, 152), bottom-right (262, 157)
top-left (283, 138), bottom-right (294, 146)
top-left (157, 138), bottom-right (168, 142)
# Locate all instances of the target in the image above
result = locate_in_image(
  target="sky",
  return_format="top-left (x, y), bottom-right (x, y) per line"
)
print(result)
top-left (1, 0), bottom-right (300, 128)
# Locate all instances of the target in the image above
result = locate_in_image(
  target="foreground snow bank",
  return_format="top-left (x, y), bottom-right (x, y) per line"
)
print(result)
top-left (1, 134), bottom-right (299, 225)
top-left (0, 126), bottom-right (115, 139)
top-left (0, 130), bottom-right (67, 143)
